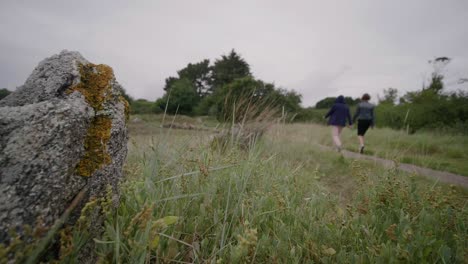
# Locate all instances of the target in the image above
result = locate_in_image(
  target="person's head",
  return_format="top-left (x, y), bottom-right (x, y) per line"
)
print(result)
top-left (361, 93), bottom-right (371, 101)
top-left (335, 95), bottom-right (345, 104)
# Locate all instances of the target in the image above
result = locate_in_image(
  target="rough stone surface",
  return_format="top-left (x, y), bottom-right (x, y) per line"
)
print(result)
top-left (0, 50), bottom-right (128, 245)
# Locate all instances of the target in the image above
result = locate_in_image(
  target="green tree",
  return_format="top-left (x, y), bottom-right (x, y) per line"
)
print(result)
top-left (177, 59), bottom-right (212, 98)
top-left (270, 88), bottom-right (302, 113)
top-left (426, 74), bottom-right (444, 94)
top-left (400, 57), bottom-right (450, 104)
top-left (205, 77), bottom-right (301, 122)
top-left (211, 49), bottom-right (251, 93)
top-left (315, 96), bottom-right (358, 109)
top-left (163, 76), bottom-right (178, 92)
top-left (344, 97), bottom-right (359, 106)
top-left (315, 97), bottom-right (336, 109)
top-left (211, 77), bottom-right (268, 122)
top-left (379, 88), bottom-right (398, 105)
top-left (0, 88), bottom-right (11, 100)
top-left (426, 57), bottom-right (450, 94)
top-left (156, 78), bottom-right (199, 115)
top-left (195, 95), bottom-right (218, 116)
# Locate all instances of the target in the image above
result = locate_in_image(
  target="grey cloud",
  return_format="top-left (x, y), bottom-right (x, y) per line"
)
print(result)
top-left (293, 66), bottom-right (351, 106)
top-left (1, 0), bottom-right (467, 106)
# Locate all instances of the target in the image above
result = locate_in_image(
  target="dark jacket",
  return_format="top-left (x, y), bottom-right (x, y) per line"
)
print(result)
top-left (325, 96), bottom-right (352, 126)
top-left (353, 101), bottom-right (375, 125)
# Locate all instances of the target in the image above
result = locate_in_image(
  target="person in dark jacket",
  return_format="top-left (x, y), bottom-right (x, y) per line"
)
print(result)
top-left (324, 95), bottom-right (352, 152)
top-left (352, 93), bottom-right (375, 154)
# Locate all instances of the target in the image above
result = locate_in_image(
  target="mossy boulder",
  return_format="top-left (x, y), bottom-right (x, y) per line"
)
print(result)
top-left (0, 51), bottom-right (128, 261)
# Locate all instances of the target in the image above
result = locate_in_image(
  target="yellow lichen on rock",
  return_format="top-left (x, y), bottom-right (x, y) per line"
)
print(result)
top-left (119, 95), bottom-right (130, 122)
top-left (68, 63), bottom-right (115, 177)
top-left (75, 116), bottom-right (112, 177)
top-left (68, 63), bottom-right (114, 111)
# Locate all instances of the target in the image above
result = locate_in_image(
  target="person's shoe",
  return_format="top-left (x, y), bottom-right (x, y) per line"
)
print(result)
top-left (336, 146), bottom-right (342, 153)
top-left (359, 145), bottom-right (364, 154)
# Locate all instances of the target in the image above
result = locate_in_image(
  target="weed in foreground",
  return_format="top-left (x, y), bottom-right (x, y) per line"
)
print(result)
top-left (84, 125), bottom-right (468, 263)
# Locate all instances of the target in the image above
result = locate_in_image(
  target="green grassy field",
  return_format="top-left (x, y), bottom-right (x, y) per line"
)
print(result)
top-left (131, 114), bottom-right (468, 176)
top-left (312, 124), bottom-right (468, 176)
top-left (64, 115), bottom-right (467, 263)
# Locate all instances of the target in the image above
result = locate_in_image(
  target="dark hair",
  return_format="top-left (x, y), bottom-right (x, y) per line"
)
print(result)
top-left (361, 93), bottom-right (371, 101)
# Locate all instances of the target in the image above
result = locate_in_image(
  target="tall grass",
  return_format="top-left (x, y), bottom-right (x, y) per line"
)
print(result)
top-left (298, 123), bottom-right (468, 176)
top-left (80, 120), bottom-right (468, 263)
top-left (211, 90), bottom-right (280, 151)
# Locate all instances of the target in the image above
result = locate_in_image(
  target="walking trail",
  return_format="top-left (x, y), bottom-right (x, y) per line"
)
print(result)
top-left (318, 144), bottom-right (468, 189)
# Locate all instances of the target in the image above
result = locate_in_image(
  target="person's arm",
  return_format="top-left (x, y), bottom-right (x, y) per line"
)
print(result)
top-left (347, 108), bottom-right (353, 126)
top-left (370, 106), bottom-right (375, 127)
top-left (352, 105), bottom-right (360, 124)
top-left (324, 105), bottom-right (335, 118)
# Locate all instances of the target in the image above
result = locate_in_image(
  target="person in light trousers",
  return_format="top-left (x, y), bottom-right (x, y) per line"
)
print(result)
top-left (324, 95), bottom-right (352, 152)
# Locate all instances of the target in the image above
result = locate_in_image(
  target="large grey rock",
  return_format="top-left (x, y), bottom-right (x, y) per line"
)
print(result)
top-left (0, 51), bottom-right (129, 250)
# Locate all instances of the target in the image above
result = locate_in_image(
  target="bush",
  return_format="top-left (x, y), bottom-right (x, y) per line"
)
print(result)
top-left (155, 78), bottom-right (199, 115)
top-left (204, 77), bottom-right (301, 122)
top-left (0, 88), bottom-right (11, 100)
top-left (130, 99), bottom-right (161, 115)
top-left (375, 90), bottom-right (468, 134)
top-left (294, 107), bottom-right (328, 123)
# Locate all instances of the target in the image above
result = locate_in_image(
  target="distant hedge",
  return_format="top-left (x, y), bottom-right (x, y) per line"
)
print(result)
top-left (130, 99), bottom-right (162, 114)
top-left (375, 91), bottom-right (468, 134)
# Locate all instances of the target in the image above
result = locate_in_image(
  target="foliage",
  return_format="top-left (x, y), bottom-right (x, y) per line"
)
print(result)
top-left (274, 88), bottom-right (303, 114)
top-left (210, 49), bottom-right (251, 93)
top-left (0, 88), bottom-right (11, 100)
top-left (426, 57), bottom-right (451, 94)
top-left (376, 57), bottom-right (468, 134)
top-left (214, 77), bottom-right (274, 122)
top-left (177, 59), bottom-right (212, 97)
top-left (378, 88), bottom-right (398, 105)
top-left (294, 107), bottom-right (328, 123)
top-left (315, 96), bottom-right (359, 109)
top-left (131, 99), bottom-right (161, 115)
top-left (194, 95), bottom-right (218, 116)
top-left (199, 77), bottom-right (301, 122)
top-left (426, 74), bottom-right (444, 94)
top-left (158, 50), bottom-right (270, 117)
top-left (164, 60), bottom-right (212, 99)
top-left (156, 78), bottom-right (199, 115)
top-left (84, 120), bottom-right (467, 263)
top-left (376, 88), bottom-right (468, 134)
top-left (163, 76), bottom-right (178, 93)
top-left (311, 122), bottom-right (468, 176)
top-left (4, 119), bottom-right (468, 262)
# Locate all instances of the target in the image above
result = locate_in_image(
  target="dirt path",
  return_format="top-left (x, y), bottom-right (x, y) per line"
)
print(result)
top-left (318, 144), bottom-right (468, 189)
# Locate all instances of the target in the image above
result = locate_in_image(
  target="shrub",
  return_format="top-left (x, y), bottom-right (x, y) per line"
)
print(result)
top-left (131, 99), bottom-right (161, 114)
top-left (375, 90), bottom-right (468, 134)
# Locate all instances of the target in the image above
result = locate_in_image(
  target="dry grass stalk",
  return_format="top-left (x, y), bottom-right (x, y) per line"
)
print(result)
top-left (213, 89), bottom-right (281, 150)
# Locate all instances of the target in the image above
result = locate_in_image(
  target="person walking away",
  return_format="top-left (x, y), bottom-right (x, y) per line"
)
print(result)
top-left (353, 93), bottom-right (375, 154)
top-left (325, 95), bottom-right (352, 152)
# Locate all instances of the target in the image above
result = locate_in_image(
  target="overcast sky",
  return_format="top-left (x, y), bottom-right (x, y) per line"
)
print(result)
top-left (1, 0), bottom-right (467, 106)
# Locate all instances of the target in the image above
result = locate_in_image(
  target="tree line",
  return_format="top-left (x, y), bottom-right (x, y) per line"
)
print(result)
top-left (127, 54), bottom-right (467, 134)
top-left (375, 58), bottom-right (468, 134)
top-left (129, 50), bottom-right (302, 120)
top-left (2, 52), bottom-right (459, 134)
